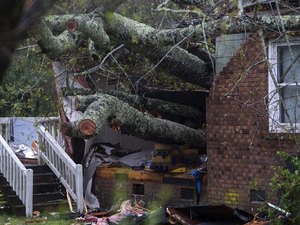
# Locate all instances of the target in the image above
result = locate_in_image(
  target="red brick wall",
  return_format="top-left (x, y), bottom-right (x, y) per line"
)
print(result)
top-left (206, 34), bottom-right (299, 212)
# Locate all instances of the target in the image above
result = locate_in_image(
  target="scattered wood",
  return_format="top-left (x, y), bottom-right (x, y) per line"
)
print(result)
top-left (66, 191), bottom-right (74, 213)
top-left (24, 217), bottom-right (47, 224)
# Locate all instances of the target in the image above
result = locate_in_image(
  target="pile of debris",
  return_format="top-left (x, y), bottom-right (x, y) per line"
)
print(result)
top-left (76, 200), bottom-right (165, 225)
top-left (9, 140), bottom-right (38, 164)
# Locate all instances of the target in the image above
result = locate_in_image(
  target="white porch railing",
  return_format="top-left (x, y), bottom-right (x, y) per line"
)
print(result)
top-left (0, 135), bottom-right (33, 217)
top-left (0, 118), bottom-right (11, 142)
top-left (37, 124), bottom-right (83, 213)
top-left (37, 117), bottom-right (64, 147)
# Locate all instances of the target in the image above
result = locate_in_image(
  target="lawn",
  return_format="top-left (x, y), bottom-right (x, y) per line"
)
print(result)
top-left (0, 212), bottom-right (81, 225)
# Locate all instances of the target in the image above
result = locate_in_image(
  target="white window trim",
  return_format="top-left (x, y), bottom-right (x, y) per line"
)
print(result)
top-left (268, 39), bottom-right (300, 133)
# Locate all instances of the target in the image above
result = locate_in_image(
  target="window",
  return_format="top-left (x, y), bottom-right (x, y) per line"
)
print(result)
top-left (269, 39), bottom-right (300, 132)
top-left (180, 188), bottom-right (194, 200)
top-left (132, 183), bottom-right (144, 195)
top-left (250, 189), bottom-right (265, 203)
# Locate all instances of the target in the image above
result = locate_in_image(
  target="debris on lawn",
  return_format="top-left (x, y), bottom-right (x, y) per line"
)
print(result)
top-left (75, 199), bottom-right (164, 225)
top-left (24, 217), bottom-right (48, 224)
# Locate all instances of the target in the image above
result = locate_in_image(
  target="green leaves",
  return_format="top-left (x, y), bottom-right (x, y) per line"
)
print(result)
top-left (269, 151), bottom-right (300, 225)
top-left (0, 40), bottom-right (57, 117)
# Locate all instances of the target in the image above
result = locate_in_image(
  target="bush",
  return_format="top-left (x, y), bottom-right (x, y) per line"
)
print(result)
top-left (269, 151), bottom-right (300, 225)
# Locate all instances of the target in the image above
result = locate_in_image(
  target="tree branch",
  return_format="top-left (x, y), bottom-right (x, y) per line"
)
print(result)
top-left (74, 93), bottom-right (205, 148)
top-left (32, 20), bottom-right (79, 58)
top-left (44, 14), bottom-right (110, 49)
top-left (74, 91), bottom-right (204, 123)
top-left (170, 0), bottom-right (203, 5)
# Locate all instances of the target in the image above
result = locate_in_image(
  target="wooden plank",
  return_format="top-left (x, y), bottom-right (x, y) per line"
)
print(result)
top-left (95, 166), bottom-right (163, 183)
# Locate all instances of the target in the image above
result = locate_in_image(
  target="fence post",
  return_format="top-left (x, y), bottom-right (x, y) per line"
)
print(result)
top-left (37, 133), bottom-right (42, 165)
top-left (75, 164), bottom-right (83, 213)
top-left (25, 169), bottom-right (33, 217)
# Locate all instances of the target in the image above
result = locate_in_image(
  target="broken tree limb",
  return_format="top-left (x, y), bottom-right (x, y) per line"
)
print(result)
top-left (31, 20), bottom-right (80, 58)
top-left (171, 0), bottom-right (202, 5)
top-left (43, 14), bottom-right (110, 51)
top-left (75, 93), bottom-right (205, 148)
top-left (104, 12), bottom-right (213, 88)
top-left (74, 91), bottom-right (204, 123)
top-left (39, 9), bottom-right (300, 87)
top-left (42, 13), bottom-right (213, 88)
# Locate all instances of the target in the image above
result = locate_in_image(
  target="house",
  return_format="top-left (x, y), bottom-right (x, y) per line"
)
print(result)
top-left (2, 0), bottom-right (300, 218)
top-left (52, 1), bottom-right (300, 213)
top-left (206, 5), bottom-right (300, 212)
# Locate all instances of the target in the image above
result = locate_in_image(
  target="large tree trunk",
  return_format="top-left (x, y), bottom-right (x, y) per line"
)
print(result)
top-left (74, 91), bottom-right (204, 122)
top-left (40, 13), bottom-right (214, 88)
top-left (38, 11), bottom-right (300, 88)
top-left (73, 93), bottom-right (205, 148)
top-left (104, 12), bottom-right (213, 88)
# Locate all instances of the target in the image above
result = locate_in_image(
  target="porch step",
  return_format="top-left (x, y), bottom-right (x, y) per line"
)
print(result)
top-left (0, 174), bottom-right (8, 185)
top-left (33, 173), bottom-right (57, 183)
top-left (33, 192), bottom-right (66, 203)
top-left (0, 184), bottom-right (15, 196)
top-left (25, 165), bottom-right (52, 174)
top-left (6, 192), bottom-right (66, 205)
top-left (0, 164), bottom-right (67, 216)
top-left (0, 205), bottom-right (12, 214)
top-left (11, 200), bottom-right (69, 217)
top-left (33, 182), bottom-right (63, 194)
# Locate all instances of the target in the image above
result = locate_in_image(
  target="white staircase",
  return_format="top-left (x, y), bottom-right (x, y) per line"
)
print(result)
top-left (37, 121), bottom-right (83, 214)
top-left (0, 117), bottom-right (83, 216)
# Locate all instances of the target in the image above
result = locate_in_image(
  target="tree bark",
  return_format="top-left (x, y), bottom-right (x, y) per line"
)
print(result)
top-left (44, 14), bottom-right (110, 49)
top-left (31, 20), bottom-right (79, 58)
top-left (74, 91), bottom-right (204, 123)
top-left (104, 12), bottom-right (213, 88)
top-left (74, 93), bottom-right (205, 148)
top-left (37, 11), bottom-right (300, 87)
top-left (171, 0), bottom-right (203, 5)
top-left (43, 13), bottom-right (213, 88)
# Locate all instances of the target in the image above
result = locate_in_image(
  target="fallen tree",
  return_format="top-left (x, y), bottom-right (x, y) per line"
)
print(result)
top-left (73, 91), bottom-right (204, 124)
top-left (4, 0), bottom-right (300, 148)
top-left (71, 93), bottom-right (205, 148)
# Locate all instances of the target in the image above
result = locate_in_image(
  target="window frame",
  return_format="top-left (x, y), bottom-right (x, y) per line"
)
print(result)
top-left (268, 39), bottom-right (300, 133)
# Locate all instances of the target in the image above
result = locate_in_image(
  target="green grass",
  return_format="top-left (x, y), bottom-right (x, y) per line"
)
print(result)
top-left (0, 212), bottom-right (83, 225)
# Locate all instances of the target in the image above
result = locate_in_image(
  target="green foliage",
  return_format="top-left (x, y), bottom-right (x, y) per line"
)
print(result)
top-left (0, 41), bottom-right (57, 117)
top-left (269, 151), bottom-right (300, 225)
top-left (0, 213), bottom-right (77, 225)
